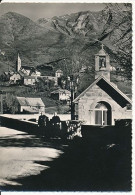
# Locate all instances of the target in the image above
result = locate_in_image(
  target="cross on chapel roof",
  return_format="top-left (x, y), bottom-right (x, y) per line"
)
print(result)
top-left (96, 43), bottom-right (107, 56)
top-left (101, 44), bottom-right (104, 50)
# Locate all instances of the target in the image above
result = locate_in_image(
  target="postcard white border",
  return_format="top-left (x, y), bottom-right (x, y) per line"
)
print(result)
top-left (0, 0), bottom-right (134, 195)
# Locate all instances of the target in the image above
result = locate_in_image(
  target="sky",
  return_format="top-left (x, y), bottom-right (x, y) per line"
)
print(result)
top-left (0, 3), bottom-right (106, 21)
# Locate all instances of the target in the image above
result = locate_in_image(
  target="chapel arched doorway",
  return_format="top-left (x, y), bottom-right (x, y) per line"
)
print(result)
top-left (95, 101), bottom-right (112, 126)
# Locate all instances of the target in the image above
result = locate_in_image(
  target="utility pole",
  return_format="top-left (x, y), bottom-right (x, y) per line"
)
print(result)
top-left (70, 75), bottom-right (75, 120)
top-left (0, 93), bottom-right (3, 114)
top-left (0, 50), bottom-right (5, 113)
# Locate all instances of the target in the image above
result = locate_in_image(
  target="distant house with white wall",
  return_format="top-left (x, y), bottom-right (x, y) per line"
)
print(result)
top-left (55, 69), bottom-right (63, 78)
top-left (31, 70), bottom-right (41, 77)
top-left (21, 67), bottom-right (32, 76)
top-left (79, 65), bottom-right (87, 74)
top-left (51, 89), bottom-right (71, 102)
top-left (16, 97), bottom-right (45, 113)
top-left (9, 72), bottom-right (22, 84)
top-left (24, 76), bottom-right (36, 85)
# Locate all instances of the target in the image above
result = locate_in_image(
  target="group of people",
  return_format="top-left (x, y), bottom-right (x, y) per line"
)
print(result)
top-left (38, 112), bottom-right (82, 140)
top-left (38, 112), bottom-right (62, 138)
top-left (38, 112), bottom-right (61, 128)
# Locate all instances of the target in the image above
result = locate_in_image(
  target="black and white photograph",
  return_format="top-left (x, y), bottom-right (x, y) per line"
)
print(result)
top-left (0, 0), bottom-right (133, 192)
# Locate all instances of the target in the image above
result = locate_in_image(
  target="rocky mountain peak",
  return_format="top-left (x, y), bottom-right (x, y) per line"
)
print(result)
top-left (0, 6), bottom-right (132, 82)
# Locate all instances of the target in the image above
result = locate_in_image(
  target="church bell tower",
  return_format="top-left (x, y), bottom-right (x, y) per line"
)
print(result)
top-left (95, 44), bottom-right (110, 80)
top-left (16, 53), bottom-right (21, 72)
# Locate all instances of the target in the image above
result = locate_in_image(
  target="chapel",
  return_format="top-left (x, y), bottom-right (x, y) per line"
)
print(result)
top-left (73, 45), bottom-right (132, 126)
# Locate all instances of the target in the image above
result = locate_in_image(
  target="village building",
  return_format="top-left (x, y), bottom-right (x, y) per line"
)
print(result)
top-left (23, 76), bottom-right (37, 85)
top-left (15, 55), bottom-right (65, 86)
top-left (21, 67), bottom-right (32, 76)
top-left (73, 45), bottom-right (132, 126)
top-left (18, 70), bottom-right (25, 77)
top-left (9, 72), bottom-right (22, 84)
top-left (79, 65), bottom-right (87, 74)
top-left (16, 97), bottom-right (45, 113)
top-left (51, 89), bottom-right (71, 102)
top-left (31, 70), bottom-right (41, 77)
top-left (55, 69), bottom-right (63, 78)
top-left (2, 71), bottom-right (14, 81)
top-left (16, 53), bottom-right (41, 77)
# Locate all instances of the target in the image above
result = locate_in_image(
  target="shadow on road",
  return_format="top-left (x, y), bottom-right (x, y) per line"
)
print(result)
top-left (1, 132), bottom-right (131, 192)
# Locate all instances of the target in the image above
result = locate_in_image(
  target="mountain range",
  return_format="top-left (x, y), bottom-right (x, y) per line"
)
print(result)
top-left (0, 4), bottom-right (132, 85)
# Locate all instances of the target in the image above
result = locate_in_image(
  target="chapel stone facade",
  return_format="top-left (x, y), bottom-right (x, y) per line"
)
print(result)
top-left (73, 45), bottom-right (132, 126)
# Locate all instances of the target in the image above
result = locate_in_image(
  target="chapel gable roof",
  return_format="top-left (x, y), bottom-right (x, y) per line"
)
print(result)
top-left (95, 44), bottom-right (108, 56)
top-left (96, 48), bottom-right (107, 56)
top-left (73, 76), bottom-right (132, 108)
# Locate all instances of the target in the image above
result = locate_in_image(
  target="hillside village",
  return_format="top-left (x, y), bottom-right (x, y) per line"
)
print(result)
top-left (0, 44), bottom-right (132, 116)
top-left (0, 52), bottom-right (78, 113)
top-left (0, 53), bottom-right (77, 114)
top-left (1, 53), bottom-right (62, 85)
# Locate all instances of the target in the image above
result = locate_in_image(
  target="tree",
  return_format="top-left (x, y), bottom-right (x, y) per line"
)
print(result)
top-left (56, 100), bottom-right (63, 113)
top-left (35, 78), bottom-right (55, 92)
top-left (3, 94), bottom-right (18, 114)
top-left (35, 78), bottom-right (49, 92)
